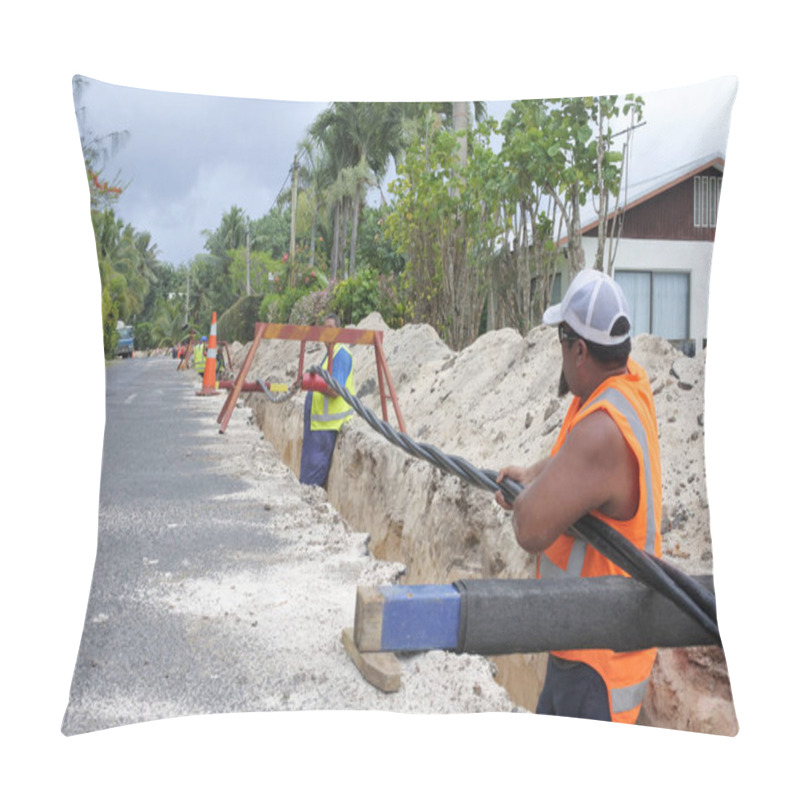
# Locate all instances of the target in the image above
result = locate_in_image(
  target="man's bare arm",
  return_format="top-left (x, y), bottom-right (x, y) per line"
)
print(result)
top-left (510, 412), bottom-right (638, 553)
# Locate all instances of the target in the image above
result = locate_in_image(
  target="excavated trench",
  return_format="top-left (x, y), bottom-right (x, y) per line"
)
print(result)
top-left (229, 318), bottom-right (738, 734)
top-left (246, 390), bottom-right (550, 713)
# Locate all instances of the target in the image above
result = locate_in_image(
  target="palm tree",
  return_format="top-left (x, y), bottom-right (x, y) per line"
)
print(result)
top-left (131, 230), bottom-right (160, 286)
top-left (202, 205), bottom-right (249, 262)
top-left (150, 296), bottom-right (187, 348)
top-left (93, 208), bottom-right (142, 322)
top-left (296, 135), bottom-right (333, 271)
top-left (310, 102), bottom-right (406, 278)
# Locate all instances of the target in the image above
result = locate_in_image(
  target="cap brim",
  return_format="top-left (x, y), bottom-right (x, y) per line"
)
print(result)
top-left (542, 304), bottom-right (562, 326)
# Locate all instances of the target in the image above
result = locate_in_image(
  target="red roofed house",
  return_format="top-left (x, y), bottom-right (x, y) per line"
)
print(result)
top-left (555, 154), bottom-right (724, 356)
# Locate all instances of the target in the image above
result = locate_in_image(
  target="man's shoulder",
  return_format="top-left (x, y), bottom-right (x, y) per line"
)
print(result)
top-left (568, 410), bottom-right (624, 458)
top-left (334, 344), bottom-right (353, 361)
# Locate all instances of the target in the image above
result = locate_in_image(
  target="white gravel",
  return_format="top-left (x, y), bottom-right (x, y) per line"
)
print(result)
top-left (138, 391), bottom-right (523, 718)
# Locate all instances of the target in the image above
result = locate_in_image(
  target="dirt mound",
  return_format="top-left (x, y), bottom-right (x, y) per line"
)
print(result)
top-left (229, 313), bottom-right (735, 733)
top-left (348, 314), bottom-right (711, 573)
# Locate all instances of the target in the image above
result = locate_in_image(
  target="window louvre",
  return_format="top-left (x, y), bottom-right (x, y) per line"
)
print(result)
top-left (694, 175), bottom-right (721, 228)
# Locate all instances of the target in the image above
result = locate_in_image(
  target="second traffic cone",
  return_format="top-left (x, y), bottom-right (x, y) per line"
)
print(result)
top-left (197, 312), bottom-right (220, 396)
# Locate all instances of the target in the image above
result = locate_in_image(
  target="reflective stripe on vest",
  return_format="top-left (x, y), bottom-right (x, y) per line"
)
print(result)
top-left (314, 394), bottom-right (354, 425)
top-left (540, 385), bottom-right (657, 577)
top-left (611, 676), bottom-right (650, 716)
top-left (540, 537), bottom-right (586, 578)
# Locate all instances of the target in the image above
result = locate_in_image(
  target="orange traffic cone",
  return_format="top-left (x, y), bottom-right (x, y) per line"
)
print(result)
top-left (197, 312), bottom-right (220, 396)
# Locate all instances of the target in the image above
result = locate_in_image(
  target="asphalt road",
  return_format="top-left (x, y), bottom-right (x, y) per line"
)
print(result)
top-left (61, 356), bottom-right (291, 735)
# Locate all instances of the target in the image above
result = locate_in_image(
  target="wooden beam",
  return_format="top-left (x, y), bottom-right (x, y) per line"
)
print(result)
top-left (259, 323), bottom-right (378, 346)
top-left (354, 584), bottom-right (461, 653)
top-left (341, 628), bottom-right (402, 693)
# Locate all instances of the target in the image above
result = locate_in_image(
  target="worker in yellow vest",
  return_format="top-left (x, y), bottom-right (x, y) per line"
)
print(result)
top-left (193, 336), bottom-right (207, 375)
top-left (495, 269), bottom-right (662, 724)
top-left (298, 313), bottom-right (355, 487)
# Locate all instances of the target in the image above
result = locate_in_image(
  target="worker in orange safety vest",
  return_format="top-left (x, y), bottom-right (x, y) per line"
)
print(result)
top-left (495, 269), bottom-right (662, 724)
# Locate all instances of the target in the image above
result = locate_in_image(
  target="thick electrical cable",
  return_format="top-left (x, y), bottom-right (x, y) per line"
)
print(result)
top-left (309, 364), bottom-right (720, 644)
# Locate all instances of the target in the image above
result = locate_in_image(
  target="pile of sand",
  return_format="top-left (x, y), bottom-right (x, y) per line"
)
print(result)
top-left (226, 313), bottom-right (736, 734)
top-left (231, 313), bottom-right (712, 573)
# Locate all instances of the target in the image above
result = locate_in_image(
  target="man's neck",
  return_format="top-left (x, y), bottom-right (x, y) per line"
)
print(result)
top-left (577, 363), bottom-right (629, 406)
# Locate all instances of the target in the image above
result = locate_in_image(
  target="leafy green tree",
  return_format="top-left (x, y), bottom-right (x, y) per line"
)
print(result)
top-left (331, 267), bottom-right (381, 325)
top-left (227, 247), bottom-right (283, 297)
top-left (149, 296), bottom-right (188, 348)
top-left (490, 95), bottom-right (644, 330)
top-left (141, 262), bottom-right (186, 321)
top-left (310, 102), bottom-right (406, 280)
top-left (385, 119), bottom-right (502, 349)
top-left (92, 209), bottom-right (144, 322)
top-left (296, 136), bottom-right (331, 271)
top-left (75, 76), bottom-right (131, 356)
top-left (499, 95), bottom-right (643, 281)
top-left (249, 206), bottom-right (292, 260)
top-left (356, 206), bottom-right (404, 276)
top-left (188, 253), bottom-right (236, 329)
top-left (202, 205), bottom-right (249, 257)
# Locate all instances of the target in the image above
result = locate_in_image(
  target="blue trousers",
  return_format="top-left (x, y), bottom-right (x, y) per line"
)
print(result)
top-left (536, 655), bottom-right (612, 722)
top-left (299, 392), bottom-right (338, 487)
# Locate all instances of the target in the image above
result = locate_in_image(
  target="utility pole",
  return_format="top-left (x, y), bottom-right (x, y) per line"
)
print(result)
top-left (290, 154), bottom-right (298, 288)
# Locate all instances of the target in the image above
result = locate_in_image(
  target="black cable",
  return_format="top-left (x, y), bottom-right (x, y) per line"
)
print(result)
top-left (256, 377), bottom-right (301, 404)
top-left (571, 515), bottom-right (719, 641)
top-left (309, 364), bottom-right (721, 643)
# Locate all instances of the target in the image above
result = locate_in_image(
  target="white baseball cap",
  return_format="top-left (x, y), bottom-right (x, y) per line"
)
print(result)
top-left (543, 269), bottom-right (631, 346)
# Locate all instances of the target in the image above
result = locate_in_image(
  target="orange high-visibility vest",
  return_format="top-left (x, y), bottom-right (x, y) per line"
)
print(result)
top-left (537, 359), bottom-right (663, 724)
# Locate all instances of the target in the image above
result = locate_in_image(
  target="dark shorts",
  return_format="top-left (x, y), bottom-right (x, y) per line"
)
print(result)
top-left (536, 655), bottom-right (611, 722)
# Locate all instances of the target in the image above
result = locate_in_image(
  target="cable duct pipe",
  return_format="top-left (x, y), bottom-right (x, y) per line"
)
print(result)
top-left (454, 575), bottom-right (718, 655)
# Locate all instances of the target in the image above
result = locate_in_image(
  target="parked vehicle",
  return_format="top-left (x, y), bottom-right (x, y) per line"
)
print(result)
top-left (115, 323), bottom-right (135, 358)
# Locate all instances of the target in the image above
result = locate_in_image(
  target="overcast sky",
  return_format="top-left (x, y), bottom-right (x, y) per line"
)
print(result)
top-left (75, 76), bottom-right (737, 268)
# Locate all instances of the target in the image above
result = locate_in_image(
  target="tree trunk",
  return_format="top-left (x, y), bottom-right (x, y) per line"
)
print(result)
top-left (290, 155), bottom-right (298, 287)
top-left (331, 201), bottom-right (340, 283)
top-left (349, 181), bottom-right (360, 277)
top-left (449, 102), bottom-right (470, 349)
top-left (308, 201), bottom-right (318, 269)
top-left (568, 185), bottom-right (585, 274)
top-left (453, 102), bottom-right (468, 167)
top-left (593, 108), bottom-right (608, 273)
top-left (340, 197), bottom-right (350, 279)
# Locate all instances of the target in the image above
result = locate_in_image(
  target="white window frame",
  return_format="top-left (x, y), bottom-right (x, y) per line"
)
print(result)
top-left (615, 269), bottom-right (690, 341)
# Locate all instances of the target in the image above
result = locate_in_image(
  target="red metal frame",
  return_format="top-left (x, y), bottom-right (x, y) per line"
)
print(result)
top-left (216, 323), bottom-right (406, 434)
top-left (177, 334), bottom-right (195, 371)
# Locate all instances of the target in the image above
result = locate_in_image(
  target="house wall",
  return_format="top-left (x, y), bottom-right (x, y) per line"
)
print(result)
top-left (578, 237), bottom-right (714, 352)
top-left (548, 163), bottom-right (724, 354)
top-left (585, 167), bottom-right (721, 243)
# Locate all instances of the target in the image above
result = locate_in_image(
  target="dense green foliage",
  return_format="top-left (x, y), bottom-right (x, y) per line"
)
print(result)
top-left (77, 76), bottom-right (643, 355)
top-left (217, 295), bottom-right (264, 344)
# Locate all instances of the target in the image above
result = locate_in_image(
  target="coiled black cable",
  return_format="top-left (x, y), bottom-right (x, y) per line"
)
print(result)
top-left (256, 377), bottom-right (302, 404)
top-left (309, 364), bottom-right (721, 644)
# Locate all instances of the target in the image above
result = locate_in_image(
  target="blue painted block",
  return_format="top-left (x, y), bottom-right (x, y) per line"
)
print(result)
top-left (379, 584), bottom-right (461, 651)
